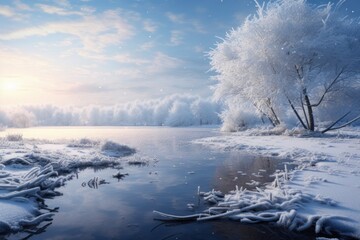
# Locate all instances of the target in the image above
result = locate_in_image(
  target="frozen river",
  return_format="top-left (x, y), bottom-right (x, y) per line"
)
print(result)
top-left (2, 127), bottom-right (314, 239)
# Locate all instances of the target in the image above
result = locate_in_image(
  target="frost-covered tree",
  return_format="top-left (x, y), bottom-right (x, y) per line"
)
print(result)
top-left (210, 0), bottom-right (360, 132)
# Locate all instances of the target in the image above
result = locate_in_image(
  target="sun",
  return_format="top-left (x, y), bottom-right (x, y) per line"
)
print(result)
top-left (1, 81), bottom-right (19, 92)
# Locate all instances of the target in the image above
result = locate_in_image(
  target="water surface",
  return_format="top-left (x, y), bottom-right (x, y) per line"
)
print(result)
top-left (2, 127), bottom-right (313, 240)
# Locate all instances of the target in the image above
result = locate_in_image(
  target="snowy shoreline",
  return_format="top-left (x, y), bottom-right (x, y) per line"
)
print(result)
top-left (185, 127), bottom-right (360, 239)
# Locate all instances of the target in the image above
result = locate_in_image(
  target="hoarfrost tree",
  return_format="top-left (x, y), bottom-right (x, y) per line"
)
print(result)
top-left (210, 0), bottom-right (360, 132)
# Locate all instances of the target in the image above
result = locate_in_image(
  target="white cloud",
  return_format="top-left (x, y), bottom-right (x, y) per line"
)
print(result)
top-left (166, 12), bottom-right (206, 34)
top-left (170, 30), bottom-right (183, 46)
top-left (140, 41), bottom-right (155, 51)
top-left (147, 52), bottom-right (183, 73)
top-left (0, 6), bottom-right (15, 17)
top-left (112, 54), bottom-right (149, 65)
top-left (166, 12), bottom-right (185, 24)
top-left (0, 10), bottom-right (134, 53)
top-left (192, 21), bottom-right (206, 34)
top-left (80, 6), bottom-right (96, 14)
top-left (0, 46), bottom-right (60, 96)
top-left (143, 19), bottom-right (157, 32)
top-left (14, 0), bottom-right (32, 11)
top-left (194, 45), bottom-right (204, 53)
top-left (54, 0), bottom-right (71, 8)
top-left (37, 4), bottom-right (82, 16)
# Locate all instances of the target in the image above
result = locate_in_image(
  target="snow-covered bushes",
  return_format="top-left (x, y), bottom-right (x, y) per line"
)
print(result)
top-left (5, 134), bottom-right (23, 142)
top-left (101, 141), bottom-right (136, 157)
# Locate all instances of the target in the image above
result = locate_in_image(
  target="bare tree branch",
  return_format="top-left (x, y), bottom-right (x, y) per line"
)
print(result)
top-left (322, 113), bottom-right (360, 133)
top-left (321, 111), bottom-right (351, 133)
top-left (311, 67), bottom-right (345, 107)
top-left (287, 96), bottom-right (308, 129)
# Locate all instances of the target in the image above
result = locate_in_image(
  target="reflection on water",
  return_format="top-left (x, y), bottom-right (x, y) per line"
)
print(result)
top-left (212, 153), bottom-right (294, 193)
top-left (2, 127), bottom-right (313, 240)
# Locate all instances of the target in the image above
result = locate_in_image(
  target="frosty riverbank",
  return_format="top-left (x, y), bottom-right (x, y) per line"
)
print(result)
top-left (187, 127), bottom-right (360, 239)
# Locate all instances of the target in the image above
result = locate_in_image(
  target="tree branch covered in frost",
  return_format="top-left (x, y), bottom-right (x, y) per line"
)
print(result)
top-left (0, 95), bottom-right (222, 128)
top-left (210, 0), bottom-right (360, 132)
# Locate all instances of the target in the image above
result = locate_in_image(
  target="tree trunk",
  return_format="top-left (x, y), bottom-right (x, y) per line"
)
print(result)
top-left (287, 96), bottom-right (307, 129)
top-left (303, 89), bottom-right (314, 131)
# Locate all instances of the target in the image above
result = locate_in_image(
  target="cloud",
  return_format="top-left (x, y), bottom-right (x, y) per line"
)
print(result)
top-left (147, 52), bottom-right (183, 73)
top-left (140, 41), bottom-right (155, 51)
top-left (54, 0), bottom-right (71, 8)
top-left (192, 21), bottom-right (206, 34)
top-left (112, 54), bottom-right (149, 65)
top-left (194, 45), bottom-right (204, 53)
top-left (64, 83), bottom-right (116, 93)
top-left (0, 9), bottom-right (134, 53)
top-left (170, 30), bottom-right (183, 46)
top-left (14, 1), bottom-right (32, 11)
top-left (80, 6), bottom-right (96, 14)
top-left (143, 19), bottom-right (157, 32)
top-left (0, 47), bottom-right (53, 82)
top-left (0, 6), bottom-right (15, 17)
top-left (36, 4), bottom-right (82, 16)
top-left (166, 12), bottom-right (206, 34)
top-left (0, 2), bottom-right (30, 20)
top-left (166, 12), bottom-right (185, 24)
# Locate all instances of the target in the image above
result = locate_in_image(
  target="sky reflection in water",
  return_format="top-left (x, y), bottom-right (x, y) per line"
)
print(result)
top-left (4, 127), bottom-right (313, 240)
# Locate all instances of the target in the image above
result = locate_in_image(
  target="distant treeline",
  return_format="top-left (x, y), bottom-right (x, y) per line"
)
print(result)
top-left (0, 95), bottom-right (222, 128)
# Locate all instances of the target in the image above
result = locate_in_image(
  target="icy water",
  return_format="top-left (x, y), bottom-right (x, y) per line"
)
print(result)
top-left (3, 127), bottom-right (315, 240)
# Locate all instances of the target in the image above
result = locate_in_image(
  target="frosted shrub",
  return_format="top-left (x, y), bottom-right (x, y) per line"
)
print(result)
top-left (68, 138), bottom-right (100, 148)
top-left (79, 138), bottom-right (98, 145)
top-left (6, 133), bottom-right (23, 141)
top-left (101, 141), bottom-right (136, 157)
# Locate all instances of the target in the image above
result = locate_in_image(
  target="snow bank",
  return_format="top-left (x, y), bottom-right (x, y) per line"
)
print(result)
top-left (0, 95), bottom-right (221, 128)
top-left (155, 127), bottom-right (360, 239)
top-left (0, 137), bottom-right (138, 234)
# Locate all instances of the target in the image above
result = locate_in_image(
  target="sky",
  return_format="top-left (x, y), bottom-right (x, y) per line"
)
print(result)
top-left (0, 0), bottom-right (359, 106)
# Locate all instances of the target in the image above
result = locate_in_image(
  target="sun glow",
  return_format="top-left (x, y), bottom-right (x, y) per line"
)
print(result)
top-left (1, 81), bottom-right (19, 92)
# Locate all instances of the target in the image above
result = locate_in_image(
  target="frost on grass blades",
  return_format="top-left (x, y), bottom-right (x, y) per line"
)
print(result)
top-left (155, 169), bottom-right (358, 239)
top-left (0, 137), bottom-right (137, 234)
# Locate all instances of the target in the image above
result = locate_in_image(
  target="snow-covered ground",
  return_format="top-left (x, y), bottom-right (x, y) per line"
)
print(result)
top-left (154, 127), bottom-right (360, 239)
top-left (0, 137), bottom-right (140, 234)
top-left (187, 127), bottom-right (360, 239)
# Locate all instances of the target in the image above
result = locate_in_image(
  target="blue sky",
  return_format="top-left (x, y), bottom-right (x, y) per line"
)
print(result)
top-left (0, 0), bottom-right (359, 106)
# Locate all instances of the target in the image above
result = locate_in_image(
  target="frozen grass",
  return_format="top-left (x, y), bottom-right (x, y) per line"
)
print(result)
top-left (0, 137), bottom-right (138, 234)
top-left (5, 134), bottom-right (23, 142)
top-left (0, 164), bottom-right (65, 233)
top-left (67, 138), bottom-right (100, 148)
top-left (154, 127), bottom-right (360, 239)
